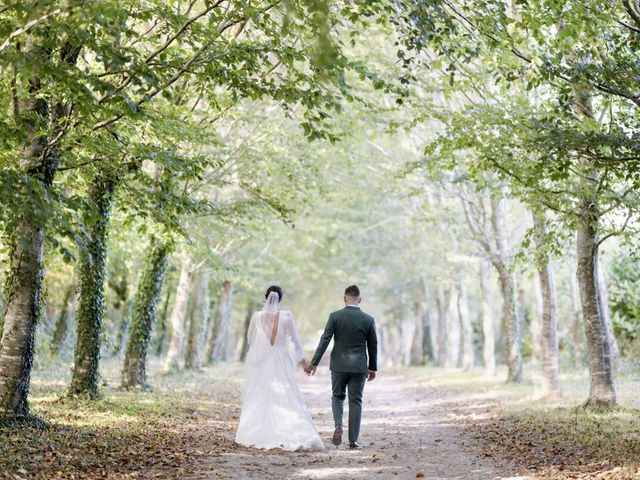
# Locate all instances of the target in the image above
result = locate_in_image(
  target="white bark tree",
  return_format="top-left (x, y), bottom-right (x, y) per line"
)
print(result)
top-left (573, 87), bottom-right (616, 407)
top-left (444, 283), bottom-right (461, 368)
top-left (459, 280), bottom-right (474, 370)
top-left (435, 285), bottom-right (447, 366)
top-left (531, 274), bottom-right (544, 363)
top-left (459, 186), bottom-right (523, 382)
top-left (596, 266), bottom-right (621, 371)
top-left (532, 211), bottom-right (561, 398)
top-left (410, 299), bottom-right (426, 366)
top-left (568, 271), bottom-right (584, 368)
top-left (479, 259), bottom-right (496, 377)
top-left (163, 252), bottom-right (193, 372)
top-left (210, 281), bottom-right (234, 363)
top-left (185, 270), bottom-right (210, 370)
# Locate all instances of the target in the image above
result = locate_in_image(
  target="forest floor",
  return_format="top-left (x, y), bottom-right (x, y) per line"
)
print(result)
top-left (1, 358), bottom-right (639, 480)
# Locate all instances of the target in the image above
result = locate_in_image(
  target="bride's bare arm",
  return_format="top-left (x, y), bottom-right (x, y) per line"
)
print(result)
top-left (284, 313), bottom-right (306, 365)
top-left (247, 313), bottom-right (258, 346)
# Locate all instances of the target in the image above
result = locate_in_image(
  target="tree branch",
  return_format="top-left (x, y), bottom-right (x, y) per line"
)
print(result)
top-left (441, 0), bottom-right (640, 108)
top-left (623, 0), bottom-right (640, 30)
top-left (101, 1), bottom-right (226, 104)
top-left (0, 8), bottom-right (68, 53)
top-left (597, 206), bottom-right (634, 247)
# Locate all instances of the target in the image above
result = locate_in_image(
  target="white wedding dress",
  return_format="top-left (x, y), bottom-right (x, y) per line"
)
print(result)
top-left (235, 294), bottom-right (325, 451)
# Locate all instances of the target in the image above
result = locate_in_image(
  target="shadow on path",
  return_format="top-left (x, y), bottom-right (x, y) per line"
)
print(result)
top-left (193, 368), bottom-right (524, 480)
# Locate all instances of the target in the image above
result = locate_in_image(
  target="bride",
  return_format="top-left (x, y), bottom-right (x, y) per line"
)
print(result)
top-left (235, 285), bottom-right (325, 451)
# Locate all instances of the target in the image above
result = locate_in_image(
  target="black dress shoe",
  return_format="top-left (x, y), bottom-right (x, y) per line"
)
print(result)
top-left (349, 442), bottom-right (362, 450)
top-left (332, 426), bottom-right (343, 446)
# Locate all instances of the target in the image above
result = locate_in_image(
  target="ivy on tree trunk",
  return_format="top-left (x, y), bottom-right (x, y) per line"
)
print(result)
top-left (121, 239), bottom-right (171, 389)
top-left (69, 173), bottom-right (116, 398)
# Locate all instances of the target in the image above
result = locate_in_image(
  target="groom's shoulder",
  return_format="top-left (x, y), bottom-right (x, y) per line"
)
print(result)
top-left (333, 307), bottom-right (374, 322)
top-left (360, 310), bottom-right (375, 323)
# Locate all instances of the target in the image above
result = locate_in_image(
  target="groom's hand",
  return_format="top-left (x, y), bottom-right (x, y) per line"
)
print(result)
top-left (367, 370), bottom-right (376, 382)
top-left (307, 365), bottom-right (317, 376)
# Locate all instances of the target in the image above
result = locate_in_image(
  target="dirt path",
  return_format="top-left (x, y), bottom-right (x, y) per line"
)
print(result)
top-left (191, 368), bottom-right (515, 480)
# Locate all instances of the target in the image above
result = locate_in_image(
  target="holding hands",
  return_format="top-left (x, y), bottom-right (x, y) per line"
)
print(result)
top-left (301, 359), bottom-right (317, 376)
top-left (301, 359), bottom-right (374, 381)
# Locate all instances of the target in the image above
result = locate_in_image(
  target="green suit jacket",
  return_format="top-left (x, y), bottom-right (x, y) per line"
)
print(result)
top-left (311, 306), bottom-right (378, 373)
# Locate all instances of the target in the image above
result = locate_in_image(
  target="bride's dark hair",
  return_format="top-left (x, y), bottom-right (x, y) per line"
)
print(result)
top-left (265, 285), bottom-right (284, 302)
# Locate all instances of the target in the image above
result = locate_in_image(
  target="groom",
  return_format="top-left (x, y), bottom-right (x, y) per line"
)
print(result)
top-left (306, 285), bottom-right (378, 450)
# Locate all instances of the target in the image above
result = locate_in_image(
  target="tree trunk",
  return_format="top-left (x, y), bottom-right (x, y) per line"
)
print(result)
top-left (240, 300), bottom-right (256, 361)
top-left (532, 211), bottom-right (561, 398)
top-left (459, 280), bottom-right (474, 370)
top-left (385, 320), bottom-right (402, 365)
top-left (223, 310), bottom-right (239, 361)
top-left (423, 308), bottom-right (435, 365)
top-left (0, 288), bottom-right (4, 340)
top-left (0, 219), bottom-right (46, 418)
top-left (400, 302), bottom-right (414, 367)
top-left (435, 285), bottom-right (447, 366)
top-left (210, 281), bottom-right (233, 363)
top-left (573, 85), bottom-right (616, 407)
top-left (410, 300), bottom-right (425, 366)
top-left (185, 270), bottom-right (209, 370)
top-left (0, 45), bottom-right (51, 419)
top-left (596, 266), bottom-right (621, 370)
top-left (203, 295), bottom-right (219, 364)
top-left (569, 271), bottom-right (584, 368)
top-left (154, 286), bottom-right (172, 356)
top-left (0, 40), bottom-right (80, 419)
top-left (495, 265), bottom-right (523, 383)
top-left (163, 252), bottom-right (192, 372)
top-left (444, 283), bottom-right (461, 368)
top-left (491, 198), bottom-right (523, 383)
top-left (480, 259), bottom-right (496, 377)
top-left (121, 239), bottom-right (171, 389)
top-left (576, 212), bottom-right (616, 407)
top-left (69, 173), bottom-right (116, 398)
top-left (531, 274), bottom-right (543, 363)
top-left (113, 299), bottom-right (133, 356)
top-left (51, 283), bottom-right (77, 355)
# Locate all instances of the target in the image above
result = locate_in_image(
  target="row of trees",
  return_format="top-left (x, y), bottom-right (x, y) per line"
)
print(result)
top-left (391, 0), bottom-right (640, 407)
top-left (1, 0), bottom-right (638, 427)
top-left (0, 0), bottom-right (390, 422)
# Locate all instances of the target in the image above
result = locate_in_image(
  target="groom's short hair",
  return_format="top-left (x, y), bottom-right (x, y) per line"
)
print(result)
top-left (344, 285), bottom-right (360, 297)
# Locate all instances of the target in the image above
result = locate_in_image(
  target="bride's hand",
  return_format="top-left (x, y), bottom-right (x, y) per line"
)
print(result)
top-left (301, 359), bottom-right (312, 374)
